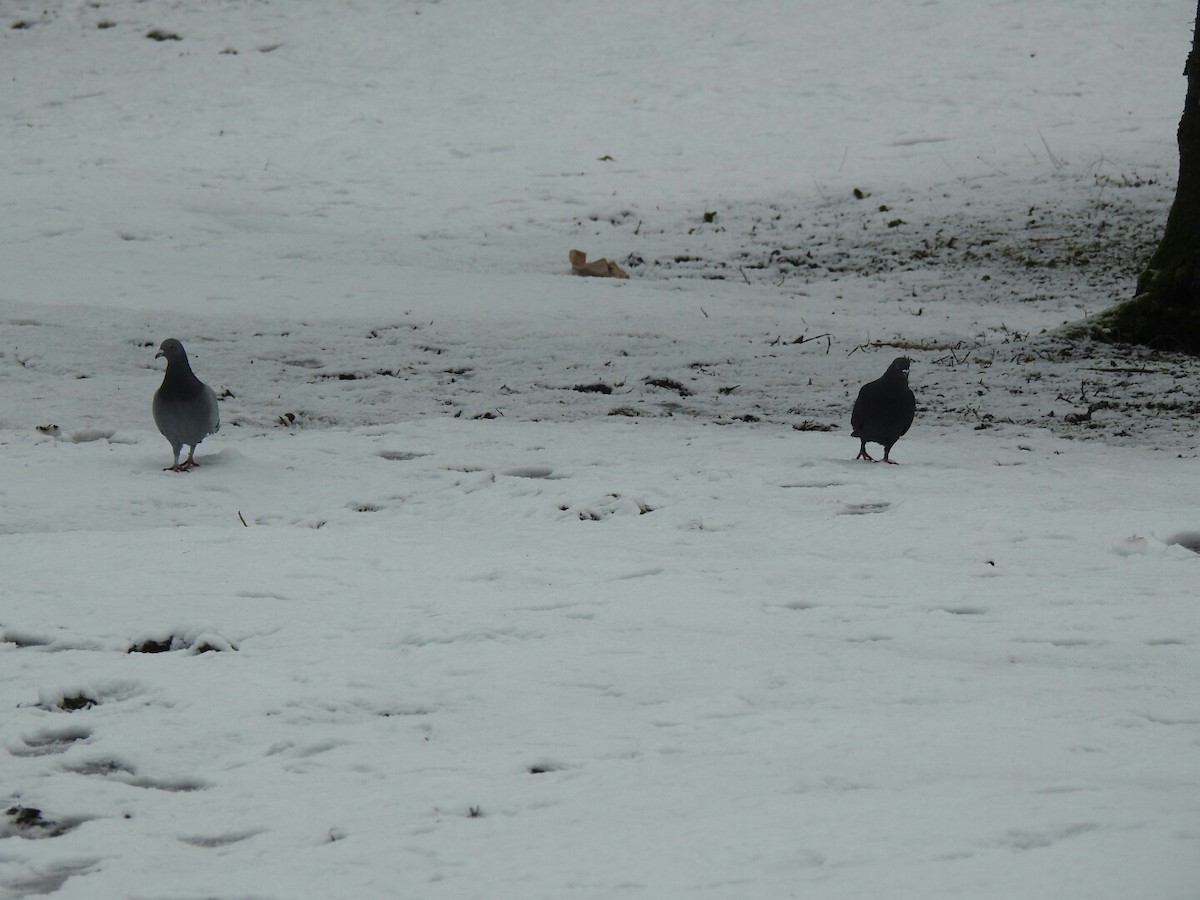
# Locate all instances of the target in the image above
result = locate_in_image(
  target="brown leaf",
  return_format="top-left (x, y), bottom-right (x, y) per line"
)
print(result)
top-left (569, 249), bottom-right (629, 279)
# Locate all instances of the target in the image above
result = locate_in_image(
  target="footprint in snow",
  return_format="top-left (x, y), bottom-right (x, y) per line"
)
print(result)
top-left (563, 493), bottom-right (654, 521)
top-left (502, 466), bottom-right (561, 479)
top-left (7, 725), bottom-right (92, 757)
top-left (839, 501), bottom-right (891, 515)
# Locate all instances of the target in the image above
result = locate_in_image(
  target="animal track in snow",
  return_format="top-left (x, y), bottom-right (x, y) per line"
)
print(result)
top-left (1, 806), bottom-right (87, 840)
top-left (120, 774), bottom-right (210, 793)
top-left (0, 628), bottom-right (94, 651)
top-left (24, 680), bottom-right (147, 716)
top-left (378, 450), bottom-right (431, 461)
top-left (930, 605), bottom-right (989, 616)
top-left (776, 600), bottom-right (822, 611)
top-left (178, 830), bottom-right (262, 848)
top-left (7, 725), bottom-right (92, 757)
top-left (127, 633), bottom-right (238, 654)
top-left (502, 466), bottom-right (561, 479)
top-left (22, 688), bottom-right (99, 713)
top-left (1166, 530), bottom-right (1200, 553)
top-left (563, 493), bottom-right (654, 521)
top-left (5, 858), bottom-right (100, 896)
top-left (63, 758), bottom-right (136, 777)
top-left (993, 822), bottom-right (1099, 851)
top-left (526, 758), bottom-right (570, 775)
top-left (0, 628), bottom-right (50, 648)
top-left (400, 626), bottom-right (531, 647)
top-left (1011, 636), bottom-right (1101, 649)
top-left (839, 501), bottom-right (892, 515)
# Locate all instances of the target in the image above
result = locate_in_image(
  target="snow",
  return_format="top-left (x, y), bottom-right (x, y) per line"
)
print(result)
top-left (1, 1), bottom-right (1198, 898)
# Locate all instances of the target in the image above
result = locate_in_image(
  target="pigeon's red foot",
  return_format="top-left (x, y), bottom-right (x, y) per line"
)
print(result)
top-left (164, 460), bottom-right (197, 473)
top-left (884, 459), bottom-right (899, 465)
top-left (856, 448), bottom-right (875, 461)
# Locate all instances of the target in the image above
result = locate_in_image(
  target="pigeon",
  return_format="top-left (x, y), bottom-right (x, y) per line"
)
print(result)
top-left (152, 338), bottom-right (220, 472)
top-left (851, 357), bottom-right (915, 464)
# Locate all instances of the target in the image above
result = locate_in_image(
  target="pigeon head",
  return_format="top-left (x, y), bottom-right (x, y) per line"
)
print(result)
top-left (887, 357), bottom-right (911, 381)
top-left (155, 338), bottom-right (188, 364)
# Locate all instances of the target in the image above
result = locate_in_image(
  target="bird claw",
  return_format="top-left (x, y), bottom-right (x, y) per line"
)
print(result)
top-left (856, 448), bottom-right (875, 461)
top-left (164, 460), bottom-right (198, 473)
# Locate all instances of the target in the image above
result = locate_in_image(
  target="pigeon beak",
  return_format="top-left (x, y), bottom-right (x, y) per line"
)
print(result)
top-left (155, 350), bottom-right (164, 359)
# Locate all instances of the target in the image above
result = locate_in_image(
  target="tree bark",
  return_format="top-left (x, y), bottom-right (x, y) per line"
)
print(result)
top-left (1088, 0), bottom-right (1200, 353)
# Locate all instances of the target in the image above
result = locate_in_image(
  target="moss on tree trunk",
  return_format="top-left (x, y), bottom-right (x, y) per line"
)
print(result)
top-left (1088, 1), bottom-right (1200, 354)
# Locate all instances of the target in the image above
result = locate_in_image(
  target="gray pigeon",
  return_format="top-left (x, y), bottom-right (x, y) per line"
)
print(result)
top-left (851, 357), bottom-right (915, 464)
top-left (152, 338), bottom-right (220, 472)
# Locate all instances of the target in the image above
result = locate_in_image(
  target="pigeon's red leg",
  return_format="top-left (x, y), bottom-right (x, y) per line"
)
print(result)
top-left (164, 464), bottom-right (192, 473)
top-left (856, 447), bottom-right (875, 461)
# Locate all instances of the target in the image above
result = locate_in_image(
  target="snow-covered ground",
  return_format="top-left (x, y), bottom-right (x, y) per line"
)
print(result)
top-left (2, 2), bottom-right (1198, 898)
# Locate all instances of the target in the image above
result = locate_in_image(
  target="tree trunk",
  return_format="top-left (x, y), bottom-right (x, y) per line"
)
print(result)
top-left (1088, 0), bottom-right (1200, 353)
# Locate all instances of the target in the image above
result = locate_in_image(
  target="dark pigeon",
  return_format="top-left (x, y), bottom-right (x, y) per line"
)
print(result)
top-left (152, 338), bottom-right (220, 472)
top-left (851, 357), bottom-right (915, 464)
